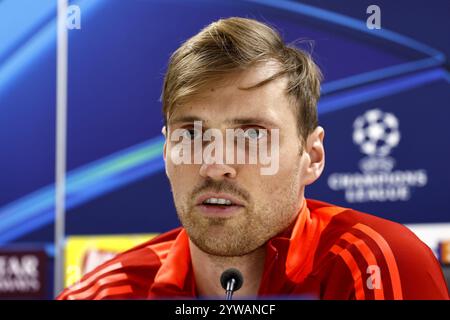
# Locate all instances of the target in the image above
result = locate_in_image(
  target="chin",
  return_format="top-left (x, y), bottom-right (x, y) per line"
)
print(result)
top-left (192, 234), bottom-right (262, 257)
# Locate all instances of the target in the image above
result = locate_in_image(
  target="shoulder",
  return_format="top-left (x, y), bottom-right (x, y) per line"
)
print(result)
top-left (310, 199), bottom-right (424, 250)
top-left (308, 198), bottom-right (434, 259)
top-left (57, 227), bottom-right (182, 300)
top-left (308, 199), bottom-right (449, 299)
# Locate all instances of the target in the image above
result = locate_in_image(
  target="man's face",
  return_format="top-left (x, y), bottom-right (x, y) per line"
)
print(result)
top-left (164, 61), bottom-right (320, 257)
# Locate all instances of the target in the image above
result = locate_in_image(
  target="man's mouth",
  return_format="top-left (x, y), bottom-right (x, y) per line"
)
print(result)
top-left (202, 197), bottom-right (233, 206)
top-left (196, 193), bottom-right (245, 216)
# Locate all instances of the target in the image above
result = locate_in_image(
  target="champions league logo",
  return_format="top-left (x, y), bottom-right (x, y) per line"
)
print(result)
top-left (353, 109), bottom-right (400, 158)
top-left (328, 109), bottom-right (428, 203)
top-left (353, 109), bottom-right (399, 173)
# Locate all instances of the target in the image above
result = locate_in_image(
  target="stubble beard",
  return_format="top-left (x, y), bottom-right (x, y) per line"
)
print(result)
top-left (174, 167), bottom-right (302, 257)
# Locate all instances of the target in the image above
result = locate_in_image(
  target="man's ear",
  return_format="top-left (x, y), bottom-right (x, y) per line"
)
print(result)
top-left (162, 126), bottom-right (170, 178)
top-left (304, 126), bottom-right (325, 185)
top-left (162, 126), bottom-right (167, 161)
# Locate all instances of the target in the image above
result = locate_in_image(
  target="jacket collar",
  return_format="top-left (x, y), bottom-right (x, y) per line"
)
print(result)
top-left (150, 199), bottom-right (312, 297)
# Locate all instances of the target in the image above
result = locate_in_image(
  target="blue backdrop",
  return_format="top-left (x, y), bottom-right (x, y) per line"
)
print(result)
top-left (0, 0), bottom-right (449, 298)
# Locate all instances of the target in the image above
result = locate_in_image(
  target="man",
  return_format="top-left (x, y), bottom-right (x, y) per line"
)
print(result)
top-left (57, 17), bottom-right (449, 300)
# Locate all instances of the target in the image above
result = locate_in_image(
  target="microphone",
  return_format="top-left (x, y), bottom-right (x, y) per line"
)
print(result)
top-left (220, 268), bottom-right (243, 300)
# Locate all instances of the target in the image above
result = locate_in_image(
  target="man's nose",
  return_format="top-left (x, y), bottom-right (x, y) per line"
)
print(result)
top-left (199, 162), bottom-right (237, 181)
top-left (197, 133), bottom-right (238, 180)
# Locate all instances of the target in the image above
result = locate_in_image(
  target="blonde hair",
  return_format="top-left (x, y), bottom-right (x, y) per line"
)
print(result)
top-left (161, 17), bottom-right (322, 141)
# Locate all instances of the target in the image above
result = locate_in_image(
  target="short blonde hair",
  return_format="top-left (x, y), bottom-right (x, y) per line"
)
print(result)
top-left (161, 17), bottom-right (322, 141)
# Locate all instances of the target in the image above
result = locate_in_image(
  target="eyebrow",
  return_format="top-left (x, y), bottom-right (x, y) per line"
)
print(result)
top-left (168, 116), bottom-right (279, 128)
top-left (168, 116), bottom-right (203, 126)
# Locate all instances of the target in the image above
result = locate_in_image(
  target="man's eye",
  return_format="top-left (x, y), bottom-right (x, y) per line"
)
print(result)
top-left (243, 128), bottom-right (267, 140)
top-left (182, 128), bottom-right (201, 140)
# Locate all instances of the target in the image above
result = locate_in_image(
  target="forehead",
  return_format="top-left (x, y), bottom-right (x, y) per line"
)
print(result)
top-left (168, 61), bottom-right (294, 126)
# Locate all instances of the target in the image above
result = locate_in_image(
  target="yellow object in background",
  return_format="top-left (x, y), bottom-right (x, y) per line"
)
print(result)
top-left (441, 241), bottom-right (450, 265)
top-left (64, 234), bottom-right (157, 287)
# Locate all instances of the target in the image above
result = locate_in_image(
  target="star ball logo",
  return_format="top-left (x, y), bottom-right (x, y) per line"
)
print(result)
top-left (327, 109), bottom-right (428, 203)
top-left (352, 109), bottom-right (400, 158)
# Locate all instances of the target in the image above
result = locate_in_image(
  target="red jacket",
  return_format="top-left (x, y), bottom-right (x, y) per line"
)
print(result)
top-left (57, 199), bottom-right (449, 300)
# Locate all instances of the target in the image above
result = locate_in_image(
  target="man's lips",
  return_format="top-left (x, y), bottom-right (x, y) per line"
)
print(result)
top-left (195, 192), bottom-right (245, 207)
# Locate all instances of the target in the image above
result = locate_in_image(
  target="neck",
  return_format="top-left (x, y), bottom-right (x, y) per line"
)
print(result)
top-left (189, 241), bottom-right (266, 299)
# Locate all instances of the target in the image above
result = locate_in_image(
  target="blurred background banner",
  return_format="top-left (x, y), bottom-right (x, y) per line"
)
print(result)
top-left (0, 0), bottom-right (449, 298)
top-left (0, 248), bottom-right (47, 299)
top-left (64, 233), bottom-right (157, 287)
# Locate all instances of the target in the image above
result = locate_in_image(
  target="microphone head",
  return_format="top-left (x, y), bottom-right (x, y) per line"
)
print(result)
top-left (220, 268), bottom-right (243, 292)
